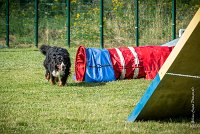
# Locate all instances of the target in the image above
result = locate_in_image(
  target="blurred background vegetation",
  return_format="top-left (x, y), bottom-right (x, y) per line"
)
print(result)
top-left (0, 0), bottom-right (199, 48)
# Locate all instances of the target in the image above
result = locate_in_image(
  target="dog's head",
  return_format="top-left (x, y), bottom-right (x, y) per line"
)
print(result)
top-left (57, 61), bottom-right (66, 74)
top-left (52, 55), bottom-right (67, 77)
top-left (52, 62), bottom-right (66, 77)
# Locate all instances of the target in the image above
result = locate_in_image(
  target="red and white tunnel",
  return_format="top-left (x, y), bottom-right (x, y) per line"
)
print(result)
top-left (75, 46), bottom-right (173, 82)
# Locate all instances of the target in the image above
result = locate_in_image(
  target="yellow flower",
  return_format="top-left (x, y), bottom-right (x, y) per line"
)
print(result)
top-left (93, 8), bottom-right (99, 12)
top-left (71, 0), bottom-right (76, 3)
top-left (112, 0), bottom-right (123, 10)
top-left (76, 13), bottom-right (80, 19)
top-left (195, 4), bottom-right (200, 8)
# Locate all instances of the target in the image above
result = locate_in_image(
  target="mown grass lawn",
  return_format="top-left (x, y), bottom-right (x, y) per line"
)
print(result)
top-left (0, 47), bottom-right (199, 134)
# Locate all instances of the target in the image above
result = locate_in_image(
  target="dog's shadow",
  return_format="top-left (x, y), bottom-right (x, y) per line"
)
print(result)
top-left (68, 82), bottom-right (106, 87)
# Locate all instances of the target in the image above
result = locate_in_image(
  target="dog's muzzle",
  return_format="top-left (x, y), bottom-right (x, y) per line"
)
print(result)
top-left (52, 62), bottom-right (66, 77)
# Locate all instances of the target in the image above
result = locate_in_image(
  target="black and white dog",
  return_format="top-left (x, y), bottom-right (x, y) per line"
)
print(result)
top-left (40, 45), bottom-right (71, 86)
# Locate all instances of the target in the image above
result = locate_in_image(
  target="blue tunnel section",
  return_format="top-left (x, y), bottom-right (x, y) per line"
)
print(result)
top-left (84, 47), bottom-right (116, 82)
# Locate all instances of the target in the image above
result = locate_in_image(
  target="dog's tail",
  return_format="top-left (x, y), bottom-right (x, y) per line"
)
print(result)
top-left (40, 45), bottom-right (51, 55)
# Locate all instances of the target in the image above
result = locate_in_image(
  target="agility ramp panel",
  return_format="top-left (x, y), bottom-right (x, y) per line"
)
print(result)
top-left (128, 8), bottom-right (200, 121)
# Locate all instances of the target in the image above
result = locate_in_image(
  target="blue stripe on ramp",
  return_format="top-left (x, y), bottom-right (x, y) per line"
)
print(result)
top-left (127, 74), bottom-right (161, 122)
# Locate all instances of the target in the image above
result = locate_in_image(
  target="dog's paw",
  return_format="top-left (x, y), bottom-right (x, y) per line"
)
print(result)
top-left (58, 81), bottom-right (67, 87)
top-left (50, 79), bottom-right (56, 85)
top-left (58, 81), bottom-right (63, 87)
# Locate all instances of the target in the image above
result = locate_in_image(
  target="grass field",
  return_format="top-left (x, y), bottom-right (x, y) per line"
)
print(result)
top-left (0, 47), bottom-right (199, 133)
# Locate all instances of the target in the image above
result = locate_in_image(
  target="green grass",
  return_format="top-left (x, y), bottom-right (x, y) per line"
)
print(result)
top-left (0, 47), bottom-right (200, 134)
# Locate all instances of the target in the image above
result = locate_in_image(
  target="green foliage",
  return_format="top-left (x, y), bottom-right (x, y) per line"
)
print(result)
top-left (0, 0), bottom-right (199, 47)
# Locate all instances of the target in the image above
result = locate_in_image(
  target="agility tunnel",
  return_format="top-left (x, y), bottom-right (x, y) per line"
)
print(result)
top-left (75, 45), bottom-right (173, 82)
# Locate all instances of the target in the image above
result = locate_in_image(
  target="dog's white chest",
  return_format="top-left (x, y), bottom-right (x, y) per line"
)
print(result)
top-left (52, 70), bottom-right (64, 77)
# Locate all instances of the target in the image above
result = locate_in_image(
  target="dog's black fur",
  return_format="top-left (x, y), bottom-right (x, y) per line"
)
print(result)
top-left (40, 45), bottom-right (71, 86)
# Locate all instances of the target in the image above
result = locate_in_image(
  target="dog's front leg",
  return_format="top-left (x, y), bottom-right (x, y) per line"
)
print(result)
top-left (45, 70), bottom-right (50, 81)
top-left (59, 76), bottom-right (67, 86)
top-left (50, 75), bottom-right (56, 85)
